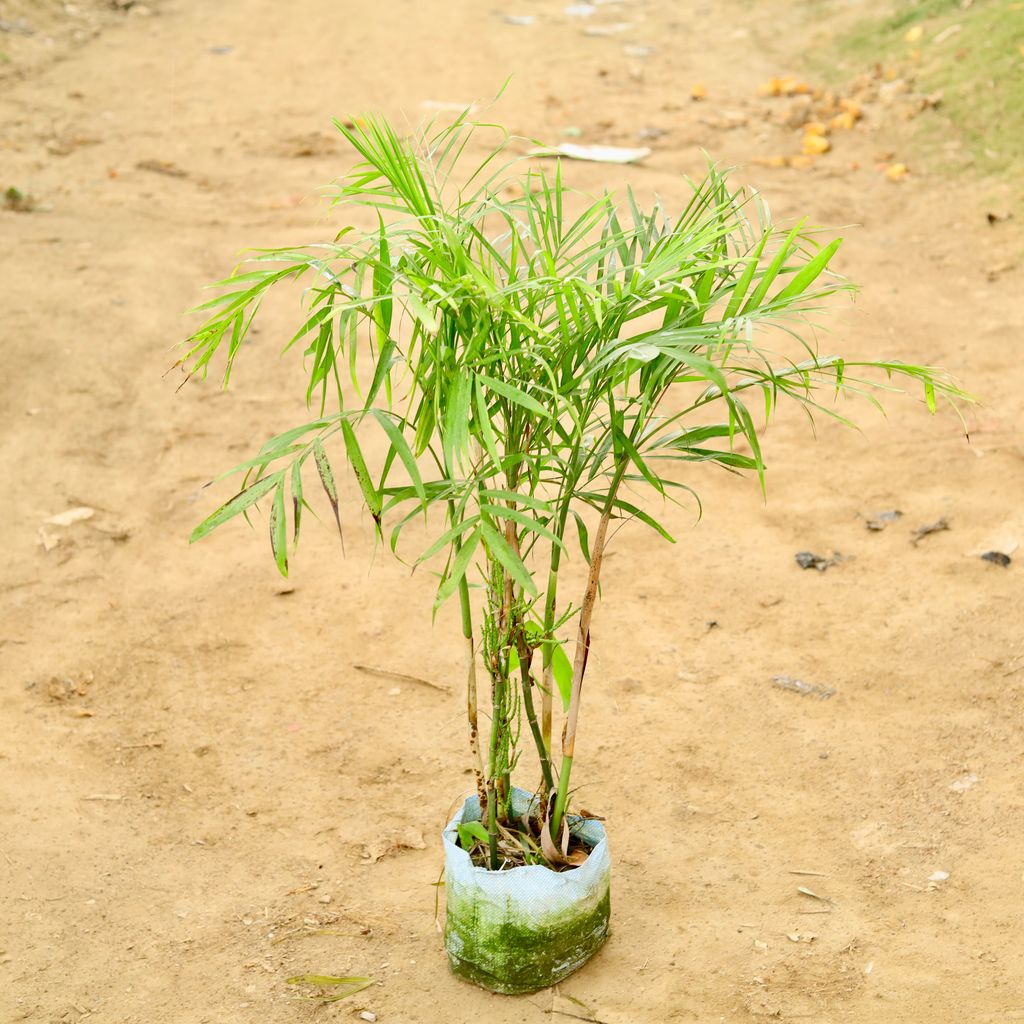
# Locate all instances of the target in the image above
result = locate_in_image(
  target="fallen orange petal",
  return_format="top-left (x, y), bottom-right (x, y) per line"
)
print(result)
top-left (802, 133), bottom-right (831, 155)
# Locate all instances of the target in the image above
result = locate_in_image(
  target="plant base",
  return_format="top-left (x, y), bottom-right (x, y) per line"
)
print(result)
top-left (442, 789), bottom-right (611, 995)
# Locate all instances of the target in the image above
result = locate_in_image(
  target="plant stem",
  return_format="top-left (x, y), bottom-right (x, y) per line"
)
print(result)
top-left (457, 573), bottom-right (487, 813)
top-left (550, 455), bottom-right (629, 838)
top-left (515, 630), bottom-right (554, 793)
top-left (448, 493), bottom-right (487, 814)
top-left (540, 525), bottom-right (565, 763)
top-left (485, 657), bottom-right (502, 871)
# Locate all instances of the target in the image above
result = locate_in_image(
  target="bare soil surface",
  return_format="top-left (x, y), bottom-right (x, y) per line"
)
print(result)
top-left (2, 2), bottom-right (1023, 1022)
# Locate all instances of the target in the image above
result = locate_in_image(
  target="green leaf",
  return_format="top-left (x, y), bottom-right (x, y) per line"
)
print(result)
top-left (364, 339), bottom-right (399, 411)
top-left (312, 439), bottom-right (344, 547)
top-left (269, 479), bottom-right (288, 577)
top-left (285, 975), bottom-right (371, 987)
top-left (415, 516), bottom-right (480, 565)
top-left (290, 459), bottom-right (304, 545)
top-left (457, 821), bottom-right (490, 848)
top-left (480, 504), bottom-right (564, 550)
top-left (372, 410), bottom-right (426, 503)
top-left (479, 489), bottom-right (552, 513)
top-left (551, 641), bottom-right (572, 711)
top-left (435, 526), bottom-right (481, 608)
top-left (372, 217), bottom-right (393, 347)
top-left (285, 975), bottom-right (374, 1002)
top-left (190, 473), bottom-right (281, 543)
top-left (444, 369), bottom-right (472, 470)
top-left (258, 419), bottom-right (333, 456)
top-left (613, 426), bottom-right (665, 495)
top-left (341, 420), bottom-right (382, 526)
top-left (742, 220), bottom-right (804, 314)
top-left (571, 510), bottom-right (592, 564)
top-left (728, 397), bottom-right (765, 491)
top-left (405, 291), bottom-right (439, 332)
top-left (579, 491), bottom-right (676, 544)
top-left (723, 230), bottom-right (771, 320)
top-left (772, 237), bottom-right (842, 304)
top-left (480, 519), bottom-right (537, 597)
top-left (473, 376), bottom-right (501, 470)
top-left (923, 378), bottom-right (936, 413)
top-left (477, 373), bottom-right (550, 418)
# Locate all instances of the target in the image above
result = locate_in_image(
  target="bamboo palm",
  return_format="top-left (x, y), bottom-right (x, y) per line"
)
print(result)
top-left (181, 111), bottom-right (968, 865)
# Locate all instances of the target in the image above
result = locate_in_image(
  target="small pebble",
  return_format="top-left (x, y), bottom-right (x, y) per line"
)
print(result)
top-left (359, 1013), bottom-right (377, 1023)
top-left (318, 894), bottom-right (332, 904)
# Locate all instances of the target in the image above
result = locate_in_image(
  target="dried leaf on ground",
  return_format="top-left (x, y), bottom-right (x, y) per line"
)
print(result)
top-left (802, 133), bottom-right (831, 155)
top-left (830, 110), bottom-right (858, 131)
top-left (771, 675), bottom-right (836, 700)
top-left (949, 774), bottom-right (978, 792)
top-left (584, 22), bottom-right (632, 36)
top-left (285, 974), bottom-right (373, 1003)
top-left (865, 509), bottom-right (902, 531)
top-left (37, 528), bottom-right (61, 551)
top-left (45, 506), bottom-right (95, 526)
top-left (362, 827), bottom-right (426, 863)
top-left (136, 159), bottom-right (188, 178)
top-left (353, 664), bottom-right (451, 693)
top-left (528, 143), bottom-right (650, 164)
top-left (911, 517), bottom-right (949, 545)
top-left (758, 75), bottom-right (811, 97)
top-left (279, 132), bottom-right (338, 158)
top-left (46, 671), bottom-right (94, 701)
top-left (797, 885), bottom-right (833, 902)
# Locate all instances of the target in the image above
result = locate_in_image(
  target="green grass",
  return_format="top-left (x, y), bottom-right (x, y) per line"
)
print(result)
top-left (822, 0), bottom-right (1024, 177)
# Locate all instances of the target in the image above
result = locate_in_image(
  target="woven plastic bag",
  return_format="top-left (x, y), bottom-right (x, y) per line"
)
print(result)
top-left (442, 787), bottom-right (611, 994)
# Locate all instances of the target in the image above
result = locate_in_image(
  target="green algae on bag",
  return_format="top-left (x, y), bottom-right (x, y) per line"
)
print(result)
top-left (443, 789), bottom-right (610, 994)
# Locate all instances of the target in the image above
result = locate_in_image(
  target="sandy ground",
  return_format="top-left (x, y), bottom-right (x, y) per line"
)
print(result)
top-left (3, 1), bottom-right (1024, 1021)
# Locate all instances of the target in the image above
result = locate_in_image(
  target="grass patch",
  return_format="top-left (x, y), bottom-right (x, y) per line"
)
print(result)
top-left (813, 0), bottom-right (1024, 176)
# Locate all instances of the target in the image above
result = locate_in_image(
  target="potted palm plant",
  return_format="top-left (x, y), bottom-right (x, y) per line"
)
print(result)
top-left (179, 113), bottom-right (964, 995)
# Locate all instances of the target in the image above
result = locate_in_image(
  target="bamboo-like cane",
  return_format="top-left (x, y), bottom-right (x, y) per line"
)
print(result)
top-left (549, 457), bottom-right (629, 837)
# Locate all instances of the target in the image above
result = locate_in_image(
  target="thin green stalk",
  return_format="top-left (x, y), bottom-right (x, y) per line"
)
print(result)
top-left (539, 506), bottom-right (568, 759)
top-left (485, 659), bottom-right (502, 871)
top-left (515, 627), bottom-right (554, 793)
top-left (458, 572), bottom-right (486, 811)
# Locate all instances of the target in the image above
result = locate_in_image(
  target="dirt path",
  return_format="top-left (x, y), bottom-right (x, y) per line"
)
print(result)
top-left (2, 2), bottom-right (1023, 1022)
